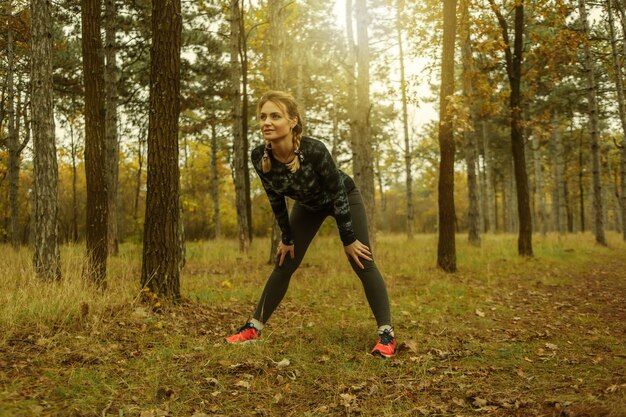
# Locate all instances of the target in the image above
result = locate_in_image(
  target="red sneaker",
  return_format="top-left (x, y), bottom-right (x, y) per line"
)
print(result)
top-left (371, 328), bottom-right (397, 358)
top-left (225, 322), bottom-right (261, 344)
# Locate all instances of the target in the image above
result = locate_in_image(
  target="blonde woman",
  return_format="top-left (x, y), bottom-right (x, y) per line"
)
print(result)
top-left (226, 91), bottom-right (396, 358)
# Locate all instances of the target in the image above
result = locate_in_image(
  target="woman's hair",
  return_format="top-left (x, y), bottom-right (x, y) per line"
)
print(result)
top-left (257, 90), bottom-right (304, 173)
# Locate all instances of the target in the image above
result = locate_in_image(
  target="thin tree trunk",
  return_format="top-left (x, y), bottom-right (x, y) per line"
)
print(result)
top-left (552, 114), bottom-right (567, 233)
top-left (69, 117), bottom-right (79, 242)
top-left (345, 0), bottom-right (358, 160)
top-left (134, 130), bottom-right (144, 223)
top-left (460, 0), bottom-right (480, 246)
top-left (231, 0), bottom-right (250, 254)
top-left (482, 122), bottom-right (496, 233)
top-left (579, 0), bottom-right (607, 245)
top-left (7, 3), bottom-right (19, 249)
top-left (240, 2), bottom-right (252, 242)
top-left (437, 0), bottom-right (457, 272)
top-left (608, 156), bottom-right (622, 232)
top-left (532, 135), bottom-right (547, 235)
top-left (489, 0), bottom-right (533, 255)
top-left (141, 0), bottom-right (182, 298)
top-left (608, 0), bottom-right (626, 240)
top-left (354, 0), bottom-right (376, 244)
top-left (82, 0), bottom-right (108, 286)
top-left (105, 0), bottom-right (119, 256)
top-left (397, 0), bottom-right (414, 240)
top-left (579, 129), bottom-right (586, 232)
top-left (210, 123), bottom-right (221, 238)
top-left (31, 0), bottom-right (61, 280)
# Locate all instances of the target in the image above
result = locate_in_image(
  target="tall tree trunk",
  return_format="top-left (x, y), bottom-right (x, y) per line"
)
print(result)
top-left (134, 130), bottom-right (145, 223)
top-left (82, 0), bottom-right (108, 286)
top-left (489, 0), bottom-right (533, 255)
top-left (397, 0), bottom-right (414, 240)
top-left (608, 156), bottom-right (622, 232)
top-left (230, 0), bottom-right (250, 254)
top-left (579, 130), bottom-right (586, 232)
top-left (437, 0), bottom-right (457, 272)
top-left (105, 0), bottom-right (119, 256)
top-left (140, 0), bottom-right (182, 298)
top-left (267, 0), bottom-right (287, 263)
top-left (240, 2), bottom-right (252, 242)
top-left (482, 122), bottom-right (496, 232)
top-left (210, 123), bottom-right (221, 238)
top-left (345, 0), bottom-right (358, 161)
top-left (532, 136), bottom-right (547, 235)
top-left (31, 0), bottom-right (61, 280)
top-left (579, 0), bottom-right (607, 245)
top-left (460, 0), bottom-right (480, 246)
top-left (608, 0), bottom-right (626, 240)
top-left (552, 114), bottom-right (567, 233)
top-left (69, 117), bottom-right (79, 242)
top-left (7, 2), bottom-right (19, 249)
top-left (354, 0), bottom-right (376, 243)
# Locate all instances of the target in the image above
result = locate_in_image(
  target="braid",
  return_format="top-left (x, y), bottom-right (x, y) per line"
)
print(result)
top-left (262, 141), bottom-right (272, 173)
top-left (285, 128), bottom-right (303, 173)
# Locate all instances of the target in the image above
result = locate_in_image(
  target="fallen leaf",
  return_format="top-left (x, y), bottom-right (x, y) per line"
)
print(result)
top-left (473, 397), bottom-right (488, 407)
top-left (235, 380), bottom-right (250, 389)
top-left (276, 358), bottom-right (290, 368)
top-left (475, 309), bottom-right (486, 317)
top-left (400, 339), bottom-right (419, 353)
top-left (221, 280), bottom-right (232, 288)
top-left (545, 343), bottom-right (558, 351)
top-left (524, 356), bottom-right (534, 363)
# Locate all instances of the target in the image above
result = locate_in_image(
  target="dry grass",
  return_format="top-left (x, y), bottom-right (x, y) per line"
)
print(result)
top-left (1, 232), bottom-right (625, 416)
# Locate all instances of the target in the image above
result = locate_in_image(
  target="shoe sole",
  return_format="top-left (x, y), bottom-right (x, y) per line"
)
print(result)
top-left (371, 349), bottom-right (396, 358)
top-left (225, 338), bottom-right (260, 344)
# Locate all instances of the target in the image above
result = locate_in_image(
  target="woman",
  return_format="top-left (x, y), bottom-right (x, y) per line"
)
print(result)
top-left (226, 90), bottom-right (396, 358)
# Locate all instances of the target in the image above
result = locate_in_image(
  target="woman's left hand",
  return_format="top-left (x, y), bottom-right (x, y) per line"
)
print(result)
top-left (344, 239), bottom-right (372, 269)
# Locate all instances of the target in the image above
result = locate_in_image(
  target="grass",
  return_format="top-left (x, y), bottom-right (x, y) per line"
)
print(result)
top-left (1, 232), bottom-right (625, 416)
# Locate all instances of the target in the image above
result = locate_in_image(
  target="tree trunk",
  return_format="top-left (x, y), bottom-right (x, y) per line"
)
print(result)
top-left (31, 0), bottom-right (61, 281)
top-left (354, 0), bottom-right (376, 244)
top-left (69, 118), bottom-right (79, 242)
top-left (267, 0), bottom-right (287, 263)
top-left (608, 0), bottom-right (626, 240)
top-left (489, 0), bottom-right (533, 255)
top-left (345, 0), bottom-right (358, 162)
top-left (230, 0), bottom-right (250, 254)
top-left (482, 122), bottom-right (496, 232)
top-left (397, 0), bottom-right (414, 240)
top-left (579, 0), bottom-right (607, 246)
top-left (532, 135), bottom-right (547, 235)
top-left (82, 0), bottom-right (108, 286)
top-left (140, 0), bottom-right (183, 299)
top-left (578, 130), bottom-right (586, 232)
top-left (105, 0), bottom-right (119, 256)
top-left (460, 0), bottom-right (480, 246)
top-left (437, 0), bottom-right (457, 272)
top-left (7, 3), bottom-right (19, 249)
top-left (210, 123), bottom-right (221, 239)
top-left (134, 130), bottom-right (145, 223)
top-left (552, 114), bottom-right (567, 233)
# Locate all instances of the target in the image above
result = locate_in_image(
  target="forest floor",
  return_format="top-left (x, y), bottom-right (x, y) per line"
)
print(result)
top-left (0, 233), bottom-right (625, 416)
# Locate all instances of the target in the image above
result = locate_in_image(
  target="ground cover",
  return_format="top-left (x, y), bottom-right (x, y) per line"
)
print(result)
top-left (1, 233), bottom-right (625, 416)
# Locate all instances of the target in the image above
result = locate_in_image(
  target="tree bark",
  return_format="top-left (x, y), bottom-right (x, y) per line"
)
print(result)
top-left (105, 0), bottom-right (119, 256)
top-left (230, 0), bottom-right (250, 254)
top-left (481, 122), bottom-right (496, 232)
top-left (210, 123), bottom-right (221, 238)
top-left (82, 0), bottom-right (108, 286)
top-left (552, 114), bottom-right (567, 233)
top-left (140, 0), bottom-right (183, 299)
top-left (578, 130), bottom-right (586, 232)
top-left (7, 3), bottom-right (19, 249)
top-left (532, 135), bottom-right (547, 235)
top-left (578, 0), bottom-right (607, 245)
top-left (460, 0), bottom-right (480, 246)
top-left (437, 0), bottom-right (457, 272)
top-left (608, 0), bottom-right (626, 240)
top-left (354, 0), bottom-right (376, 243)
top-left (489, 0), bottom-right (533, 255)
top-left (31, 0), bottom-right (61, 280)
top-left (397, 0), bottom-right (414, 240)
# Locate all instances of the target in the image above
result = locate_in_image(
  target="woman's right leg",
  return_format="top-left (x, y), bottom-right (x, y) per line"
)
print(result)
top-left (253, 203), bottom-right (327, 323)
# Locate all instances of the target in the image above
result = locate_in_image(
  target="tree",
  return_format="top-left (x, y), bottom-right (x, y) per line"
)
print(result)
top-left (437, 0), bottom-right (457, 272)
top-left (230, 0), bottom-right (250, 254)
top-left (31, 0), bottom-right (61, 280)
top-left (488, 0), bottom-right (533, 256)
top-left (354, 0), bottom-right (376, 242)
top-left (105, 0), bottom-right (119, 255)
top-left (578, 0), bottom-right (607, 246)
top-left (82, 0), bottom-right (108, 286)
top-left (141, 0), bottom-right (183, 298)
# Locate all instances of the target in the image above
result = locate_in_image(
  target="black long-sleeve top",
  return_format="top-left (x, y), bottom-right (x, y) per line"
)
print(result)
top-left (251, 136), bottom-right (357, 246)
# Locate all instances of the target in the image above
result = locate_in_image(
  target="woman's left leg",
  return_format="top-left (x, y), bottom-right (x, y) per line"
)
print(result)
top-left (344, 188), bottom-right (391, 327)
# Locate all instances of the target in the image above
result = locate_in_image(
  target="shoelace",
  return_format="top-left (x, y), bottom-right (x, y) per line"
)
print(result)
top-left (379, 330), bottom-right (394, 345)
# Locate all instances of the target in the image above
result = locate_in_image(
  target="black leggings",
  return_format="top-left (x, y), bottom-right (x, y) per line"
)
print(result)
top-left (253, 187), bottom-right (392, 327)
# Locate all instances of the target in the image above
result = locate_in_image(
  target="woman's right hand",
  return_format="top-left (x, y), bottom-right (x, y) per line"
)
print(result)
top-left (276, 242), bottom-right (295, 266)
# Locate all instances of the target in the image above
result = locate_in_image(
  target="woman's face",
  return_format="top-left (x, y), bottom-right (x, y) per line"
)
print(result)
top-left (259, 100), bottom-right (295, 143)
